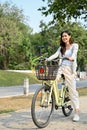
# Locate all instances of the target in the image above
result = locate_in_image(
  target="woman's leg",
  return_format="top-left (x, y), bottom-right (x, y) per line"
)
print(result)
top-left (56, 65), bottom-right (80, 121)
top-left (63, 66), bottom-right (80, 121)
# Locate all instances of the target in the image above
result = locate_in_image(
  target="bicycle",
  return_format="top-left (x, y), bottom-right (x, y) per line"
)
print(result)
top-left (31, 58), bottom-right (73, 128)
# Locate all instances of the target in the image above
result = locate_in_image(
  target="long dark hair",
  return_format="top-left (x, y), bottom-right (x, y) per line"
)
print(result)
top-left (60, 30), bottom-right (73, 55)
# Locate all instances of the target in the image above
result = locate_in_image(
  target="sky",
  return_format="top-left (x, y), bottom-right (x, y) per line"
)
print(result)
top-left (0, 0), bottom-right (52, 33)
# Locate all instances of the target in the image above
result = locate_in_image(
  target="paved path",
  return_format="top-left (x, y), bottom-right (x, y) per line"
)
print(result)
top-left (0, 96), bottom-right (87, 130)
top-left (0, 80), bottom-right (87, 98)
top-left (0, 84), bottom-right (41, 98)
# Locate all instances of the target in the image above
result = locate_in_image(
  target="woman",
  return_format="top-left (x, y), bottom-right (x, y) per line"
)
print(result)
top-left (46, 30), bottom-right (80, 122)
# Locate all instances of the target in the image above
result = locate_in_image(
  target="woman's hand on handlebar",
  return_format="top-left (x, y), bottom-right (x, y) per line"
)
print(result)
top-left (39, 58), bottom-right (47, 65)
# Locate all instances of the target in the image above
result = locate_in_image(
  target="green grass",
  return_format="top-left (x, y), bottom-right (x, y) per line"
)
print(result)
top-left (0, 109), bottom-right (15, 114)
top-left (0, 70), bottom-right (41, 87)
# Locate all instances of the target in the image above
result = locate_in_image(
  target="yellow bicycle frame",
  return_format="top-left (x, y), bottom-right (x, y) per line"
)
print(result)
top-left (42, 79), bottom-right (67, 107)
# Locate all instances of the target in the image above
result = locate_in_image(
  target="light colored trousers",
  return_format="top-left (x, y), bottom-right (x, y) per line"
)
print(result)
top-left (56, 65), bottom-right (79, 110)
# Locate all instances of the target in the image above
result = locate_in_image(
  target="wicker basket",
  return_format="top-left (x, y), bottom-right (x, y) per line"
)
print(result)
top-left (35, 65), bottom-right (58, 80)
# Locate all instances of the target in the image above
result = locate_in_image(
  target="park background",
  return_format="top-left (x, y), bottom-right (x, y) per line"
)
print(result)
top-left (0, 0), bottom-right (87, 86)
top-left (0, 0), bottom-right (87, 117)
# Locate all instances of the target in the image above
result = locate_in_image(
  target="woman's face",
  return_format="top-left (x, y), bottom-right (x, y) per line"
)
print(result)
top-left (61, 32), bottom-right (71, 44)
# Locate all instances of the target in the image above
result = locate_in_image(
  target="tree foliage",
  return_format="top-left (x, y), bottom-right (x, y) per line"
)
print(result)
top-left (0, 1), bottom-right (87, 72)
top-left (39, 0), bottom-right (87, 27)
top-left (0, 2), bottom-right (32, 69)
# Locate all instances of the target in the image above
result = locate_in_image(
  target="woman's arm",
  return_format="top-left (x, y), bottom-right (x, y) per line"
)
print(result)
top-left (47, 47), bottom-right (61, 61)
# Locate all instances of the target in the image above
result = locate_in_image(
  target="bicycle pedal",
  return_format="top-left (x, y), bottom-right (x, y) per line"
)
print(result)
top-left (55, 105), bottom-right (58, 110)
top-left (40, 104), bottom-right (48, 108)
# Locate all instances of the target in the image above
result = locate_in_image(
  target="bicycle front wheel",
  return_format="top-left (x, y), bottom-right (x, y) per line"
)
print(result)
top-left (31, 85), bottom-right (55, 128)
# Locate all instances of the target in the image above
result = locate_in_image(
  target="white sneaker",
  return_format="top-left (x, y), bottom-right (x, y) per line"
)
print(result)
top-left (73, 114), bottom-right (80, 122)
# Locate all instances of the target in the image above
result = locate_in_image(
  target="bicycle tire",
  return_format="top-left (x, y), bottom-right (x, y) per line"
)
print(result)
top-left (62, 87), bottom-right (73, 116)
top-left (31, 85), bottom-right (55, 128)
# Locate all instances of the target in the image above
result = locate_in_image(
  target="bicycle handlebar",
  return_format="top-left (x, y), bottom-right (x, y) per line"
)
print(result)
top-left (47, 57), bottom-right (74, 62)
top-left (38, 57), bottom-right (74, 66)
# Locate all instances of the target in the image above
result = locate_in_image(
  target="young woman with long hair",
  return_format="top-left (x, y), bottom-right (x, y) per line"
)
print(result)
top-left (46, 30), bottom-right (80, 122)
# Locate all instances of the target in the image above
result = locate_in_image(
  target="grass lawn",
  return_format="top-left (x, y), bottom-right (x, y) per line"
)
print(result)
top-left (0, 95), bottom-right (33, 114)
top-left (0, 87), bottom-right (87, 114)
top-left (0, 70), bottom-right (41, 86)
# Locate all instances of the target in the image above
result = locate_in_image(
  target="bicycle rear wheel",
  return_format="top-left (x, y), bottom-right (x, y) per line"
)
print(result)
top-left (62, 87), bottom-right (73, 116)
top-left (31, 85), bottom-right (55, 128)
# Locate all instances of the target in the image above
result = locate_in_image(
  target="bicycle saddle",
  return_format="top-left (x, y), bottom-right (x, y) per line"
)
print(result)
top-left (61, 74), bottom-right (65, 80)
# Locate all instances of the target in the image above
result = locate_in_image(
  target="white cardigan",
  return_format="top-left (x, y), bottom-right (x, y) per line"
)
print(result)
top-left (47, 43), bottom-right (79, 74)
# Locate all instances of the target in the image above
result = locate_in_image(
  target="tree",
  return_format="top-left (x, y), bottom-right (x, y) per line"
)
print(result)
top-left (0, 2), bottom-right (32, 69)
top-left (0, 17), bottom-right (23, 69)
top-left (39, 0), bottom-right (87, 27)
